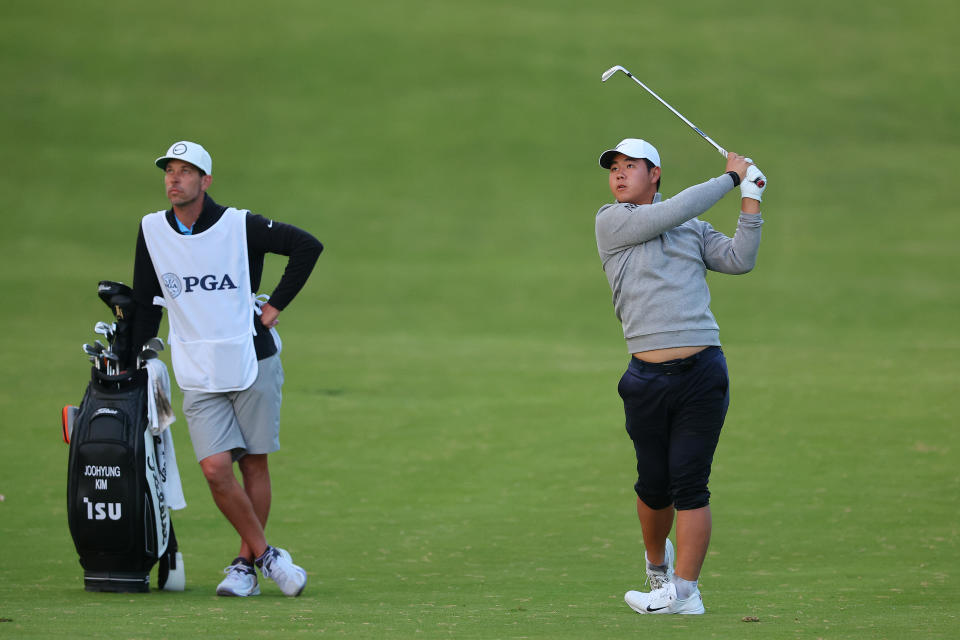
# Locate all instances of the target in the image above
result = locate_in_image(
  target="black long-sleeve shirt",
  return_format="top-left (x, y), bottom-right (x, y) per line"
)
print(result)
top-left (126, 193), bottom-right (323, 369)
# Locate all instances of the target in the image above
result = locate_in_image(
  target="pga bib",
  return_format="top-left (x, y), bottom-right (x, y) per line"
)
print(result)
top-left (142, 209), bottom-right (257, 392)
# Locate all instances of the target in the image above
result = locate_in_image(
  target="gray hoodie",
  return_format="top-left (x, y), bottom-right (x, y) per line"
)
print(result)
top-left (595, 174), bottom-right (763, 353)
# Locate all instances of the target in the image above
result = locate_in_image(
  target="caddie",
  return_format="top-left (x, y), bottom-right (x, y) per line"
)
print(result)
top-left (123, 140), bottom-right (323, 597)
top-left (594, 138), bottom-right (766, 615)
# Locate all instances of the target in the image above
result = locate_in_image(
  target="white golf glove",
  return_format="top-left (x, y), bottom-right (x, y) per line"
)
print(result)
top-left (740, 164), bottom-right (767, 202)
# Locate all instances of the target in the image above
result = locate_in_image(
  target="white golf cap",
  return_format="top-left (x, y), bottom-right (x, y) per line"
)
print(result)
top-left (155, 140), bottom-right (212, 175)
top-left (598, 138), bottom-right (661, 169)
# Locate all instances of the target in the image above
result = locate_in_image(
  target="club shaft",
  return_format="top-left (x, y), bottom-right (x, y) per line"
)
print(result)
top-left (615, 67), bottom-right (727, 158)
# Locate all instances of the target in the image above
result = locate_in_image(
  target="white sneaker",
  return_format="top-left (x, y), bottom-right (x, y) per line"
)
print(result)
top-left (216, 558), bottom-right (260, 597)
top-left (645, 538), bottom-right (675, 590)
top-left (625, 582), bottom-right (705, 615)
top-left (257, 546), bottom-right (307, 597)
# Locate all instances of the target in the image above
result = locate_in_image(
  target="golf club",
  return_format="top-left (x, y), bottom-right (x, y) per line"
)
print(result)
top-left (601, 65), bottom-right (728, 159)
top-left (144, 337), bottom-right (165, 352)
top-left (82, 344), bottom-right (103, 372)
top-left (94, 322), bottom-right (113, 346)
top-left (102, 351), bottom-right (120, 376)
top-left (136, 348), bottom-right (158, 369)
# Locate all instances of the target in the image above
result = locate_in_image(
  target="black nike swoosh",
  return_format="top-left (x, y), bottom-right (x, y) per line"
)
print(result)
top-left (646, 605), bottom-right (668, 612)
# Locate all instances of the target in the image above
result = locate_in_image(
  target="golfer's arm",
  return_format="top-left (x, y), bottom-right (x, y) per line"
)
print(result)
top-left (702, 214), bottom-right (763, 274)
top-left (596, 175), bottom-right (734, 251)
top-left (741, 197), bottom-right (761, 214)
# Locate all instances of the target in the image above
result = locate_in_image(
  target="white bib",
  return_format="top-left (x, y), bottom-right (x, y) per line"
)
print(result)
top-left (142, 208), bottom-right (257, 392)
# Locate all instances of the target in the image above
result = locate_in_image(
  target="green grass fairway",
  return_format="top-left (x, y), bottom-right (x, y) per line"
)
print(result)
top-left (1, 1), bottom-right (957, 637)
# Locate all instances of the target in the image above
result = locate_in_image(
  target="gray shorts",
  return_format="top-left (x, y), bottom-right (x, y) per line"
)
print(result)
top-left (182, 354), bottom-right (284, 462)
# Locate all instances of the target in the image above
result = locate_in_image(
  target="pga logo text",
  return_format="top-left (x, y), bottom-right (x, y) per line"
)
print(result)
top-left (162, 273), bottom-right (238, 298)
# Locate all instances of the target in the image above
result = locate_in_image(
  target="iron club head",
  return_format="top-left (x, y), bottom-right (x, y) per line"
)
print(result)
top-left (94, 322), bottom-right (113, 346)
top-left (137, 348), bottom-right (158, 369)
top-left (601, 65), bottom-right (629, 82)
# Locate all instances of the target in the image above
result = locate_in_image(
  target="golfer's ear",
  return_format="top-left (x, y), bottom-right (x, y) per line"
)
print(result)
top-left (201, 174), bottom-right (213, 191)
top-left (650, 166), bottom-right (661, 184)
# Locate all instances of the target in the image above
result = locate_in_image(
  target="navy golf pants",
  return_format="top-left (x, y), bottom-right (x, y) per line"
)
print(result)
top-left (617, 346), bottom-right (729, 511)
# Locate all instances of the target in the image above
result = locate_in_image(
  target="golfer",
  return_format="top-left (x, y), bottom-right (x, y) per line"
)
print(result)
top-left (594, 138), bottom-right (766, 614)
top-left (125, 140), bottom-right (323, 597)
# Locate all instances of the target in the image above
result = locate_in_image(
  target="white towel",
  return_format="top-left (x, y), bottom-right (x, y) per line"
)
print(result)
top-left (145, 358), bottom-right (175, 435)
top-left (156, 429), bottom-right (186, 510)
top-left (145, 358), bottom-right (186, 510)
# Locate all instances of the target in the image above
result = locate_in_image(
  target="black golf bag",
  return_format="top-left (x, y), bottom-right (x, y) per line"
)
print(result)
top-left (64, 280), bottom-right (182, 592)
top-left (65, 367), bottom-right (181, 592)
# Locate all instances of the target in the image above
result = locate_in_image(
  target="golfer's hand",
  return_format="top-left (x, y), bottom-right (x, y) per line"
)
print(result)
top-left (741, 164), bottom-right (767, 202)
top-left (260, 303), bottom-right (280, 328)
top-left (725, 152), bottom-right (750, 181)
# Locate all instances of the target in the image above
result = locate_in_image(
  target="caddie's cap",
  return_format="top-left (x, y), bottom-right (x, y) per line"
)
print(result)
top-left (598, 138), bottom-right (661, 169)
top-left (155, 140), bottom-right (212, 175)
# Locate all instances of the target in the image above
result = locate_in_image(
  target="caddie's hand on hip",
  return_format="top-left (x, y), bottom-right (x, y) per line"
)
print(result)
top-left (725, 152), bottom-right (750, 180)
top-left (260, 302), bottom-right (280, 328)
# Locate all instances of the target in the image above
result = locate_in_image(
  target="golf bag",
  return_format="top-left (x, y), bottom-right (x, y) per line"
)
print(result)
top-left (65, 361), bottom-right (181, 592)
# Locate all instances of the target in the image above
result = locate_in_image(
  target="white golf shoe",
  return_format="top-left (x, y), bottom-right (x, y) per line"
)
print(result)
top-left (216, 558), bottom-right (260, 597)
top-left (257, 546), bottom-right (307, 597)
top-left (645, 538), bottom-right (675, 590)
top-left (625, 582), bottom-right (705, 615)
